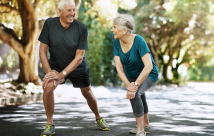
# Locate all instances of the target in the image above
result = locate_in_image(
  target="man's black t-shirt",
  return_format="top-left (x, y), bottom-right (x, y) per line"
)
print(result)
top-left (38, 17), bottom-right (88, 77)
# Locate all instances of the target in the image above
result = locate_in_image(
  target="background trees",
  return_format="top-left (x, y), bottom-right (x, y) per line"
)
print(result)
top-left (77, 0), bottom-right (136, 85)
top-left (0, 0), bottom-right (81, 85)
top-left (0, 0), bottom-right (41, 84)
top-left (0, 0), bottom-right (214, 86)
top-left (129, 0), bottom-right (214, 83)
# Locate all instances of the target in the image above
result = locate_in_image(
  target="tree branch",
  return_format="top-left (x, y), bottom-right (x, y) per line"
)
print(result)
top-left (74, 0), bottom-right (81, 9)
top-left (0, 4), bottom-right (19, 14)
top-left (0, 24), bottom-right (26, 59)
top-left (34, 0), bottom-right (41, 8)
top-left (173, 38), bottom-right (182, 53)
top-left (22, 0), bottom-right (35, 14)
top-left (148, 41), bottom-right (156, 56)
top-left (0, 11), bottom-right (12, 14)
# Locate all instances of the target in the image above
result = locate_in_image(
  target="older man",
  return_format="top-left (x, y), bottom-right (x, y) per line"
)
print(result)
top-left (39, 0), bottom-right (110, 135)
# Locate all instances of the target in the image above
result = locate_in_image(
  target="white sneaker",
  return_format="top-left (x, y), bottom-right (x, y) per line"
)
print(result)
top-left (136, 131), bottom-right (146, 136)
top-left (130, 126), bottom-right (150, 134)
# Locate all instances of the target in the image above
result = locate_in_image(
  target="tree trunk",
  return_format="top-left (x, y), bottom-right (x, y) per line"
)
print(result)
top-left (150, 50), bottom-right (159, 70)
top-left (163, 64), bottom-right (169, 82)
top-left (16, 0), bottom-right (41, 85)
top-left (0, 0), bottom-right (41, 85)
top-left (74, 0), bottom-right (81, 18)
top-left (162, 54), bottom-right (174, 82)
top-left (17, 39), bottom-right (40, 85)
top-left (18, 55), bottom-right (40, 85)
top-left (172, 64), bottom-right (179, 80)
top-left (148, 40), bottom-right (159, 70)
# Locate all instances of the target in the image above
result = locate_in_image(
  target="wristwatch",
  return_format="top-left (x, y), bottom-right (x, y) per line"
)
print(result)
top-left (62, 70), bottom-right (67, 76)
top-left (134, 82), bottom-right (139, 86)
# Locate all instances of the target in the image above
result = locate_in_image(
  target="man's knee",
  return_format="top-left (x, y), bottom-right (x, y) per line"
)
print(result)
top-left (81, 87), bottom-right (95, 101)
top-left (43, 81), bottom-right (56, 94)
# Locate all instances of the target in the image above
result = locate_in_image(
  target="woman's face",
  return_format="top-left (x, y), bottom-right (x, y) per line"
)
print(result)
top-left (111, 24), bottom-right (124, 39)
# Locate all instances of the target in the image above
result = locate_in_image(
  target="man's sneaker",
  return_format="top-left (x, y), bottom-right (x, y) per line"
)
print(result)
top-left (130, 126), bottom-right (150, 134)
top-left (40, 124), bottom-right (55, 136)
top-left (136, 131), bottom-right (146, 136)
top-left (96, 117), bottom-right (110, 130)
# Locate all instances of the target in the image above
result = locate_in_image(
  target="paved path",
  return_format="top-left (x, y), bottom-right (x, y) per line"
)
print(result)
top-left (0, 82), bottom-right (214, 136)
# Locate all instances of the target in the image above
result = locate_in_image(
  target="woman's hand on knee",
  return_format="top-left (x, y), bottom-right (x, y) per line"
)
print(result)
top-left (127, 82), bottom-right (138, 92)
top-left (126, 90), bottom-right (136, 100)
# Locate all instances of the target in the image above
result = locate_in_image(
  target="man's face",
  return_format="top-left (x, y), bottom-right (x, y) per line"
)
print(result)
top-left (59, 3), bottom-right (76, 24)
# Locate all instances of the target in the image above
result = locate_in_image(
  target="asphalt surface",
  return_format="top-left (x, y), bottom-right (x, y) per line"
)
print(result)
top-left (0, 82), bottom-right (214, 136)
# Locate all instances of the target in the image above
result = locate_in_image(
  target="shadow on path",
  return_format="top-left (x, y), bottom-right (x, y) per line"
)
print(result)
top-left (0, 82), bottom-right (214, 136)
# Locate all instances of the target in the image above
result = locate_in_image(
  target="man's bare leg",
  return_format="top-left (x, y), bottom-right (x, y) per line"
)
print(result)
top-left (43, 79), bottom-right (64, 124)
top-left (80, 85), bottom-right (101, 119)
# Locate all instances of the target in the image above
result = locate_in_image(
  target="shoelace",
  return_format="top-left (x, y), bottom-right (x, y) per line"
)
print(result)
top-left (137, 131), bottom-right (145, 135)
top-left (44, 125), bottom-right (52, 132)
top-left (99, 119), bottom-right (107, 125)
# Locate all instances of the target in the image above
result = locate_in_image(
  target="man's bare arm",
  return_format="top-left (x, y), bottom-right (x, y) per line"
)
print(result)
top-left (39, 42), bottom-right (51, 74)
top-left (45, 49), bottom-right (85, 80)
top-left (39, 42), bottom-right (59, 88)
top-left (62, 49), bottom-right (85, 76)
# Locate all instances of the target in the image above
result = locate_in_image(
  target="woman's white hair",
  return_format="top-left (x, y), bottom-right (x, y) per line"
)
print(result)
top-left (113, 14), bottom-right (135, 35)
top-left (58, 0), bottom-right (75, 11)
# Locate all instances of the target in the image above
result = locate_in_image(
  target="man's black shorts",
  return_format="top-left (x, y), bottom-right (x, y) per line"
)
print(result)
top-left (50, 65), bottom-right (90, 88)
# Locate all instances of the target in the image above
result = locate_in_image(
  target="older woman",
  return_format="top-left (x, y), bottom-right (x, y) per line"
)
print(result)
top-left (111, 14), bottom-right (159, 136)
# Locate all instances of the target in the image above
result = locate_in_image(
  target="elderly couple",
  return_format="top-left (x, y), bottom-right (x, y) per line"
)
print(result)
top-left (39, 0), bottom-right (158, 136)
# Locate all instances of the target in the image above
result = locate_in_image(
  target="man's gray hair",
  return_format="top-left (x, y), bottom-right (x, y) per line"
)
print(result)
top-left (113, 14), bottom-right (135, 35)
top-left (58, 0), bottom-right (75, 11)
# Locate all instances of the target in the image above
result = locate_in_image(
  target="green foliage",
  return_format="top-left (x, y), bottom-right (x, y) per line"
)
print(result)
top-left (84, 0), bottom-right (137, 27)
top-left (1, 0), bottom-right (214, 85)
top-left (127, 0), bottom-right (214, 83)
top-left (78, 0), bottom-right (119, 86)
top-left (0, 49), bottom-right (19, 71)
top-left (188, 51), bottom-right (214, 81)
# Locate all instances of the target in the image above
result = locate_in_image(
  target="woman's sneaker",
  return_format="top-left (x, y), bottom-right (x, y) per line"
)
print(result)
top-left (136, 131), bottom-right (146, 136)
top-left (144, 127), bottom-right (150, 133)
top-left (96, 117), bottom-right (110, 130)
top-left (130, 126), bottom-right (150, 134)
top-left (40, 124), bottom-right (55, 136)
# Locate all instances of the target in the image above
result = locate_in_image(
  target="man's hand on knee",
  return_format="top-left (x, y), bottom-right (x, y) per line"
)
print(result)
top-left (42, 78), bottom-right (65, 89)
top-left (43, 70), bottom-right (59, 88)
top-left (42, 78), bottom-right (57, 89)
top-left (45, 70), bottom-right (64, 81)
top-left (42, 77), bottom-right (57, 89)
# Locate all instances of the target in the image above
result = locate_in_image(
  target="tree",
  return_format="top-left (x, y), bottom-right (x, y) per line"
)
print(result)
top-left (78, 0), bottom-right (116, 85)
top-left (0, 0), bottom-right (81, 85)
top-left (187, 51), bottom-right (214, 81)
top-left (130, 0), bottom-right (214, 83)
top-left (78, 0), bottom-right (137, 86)
top-left (0, 0), bottom-right (41, 84)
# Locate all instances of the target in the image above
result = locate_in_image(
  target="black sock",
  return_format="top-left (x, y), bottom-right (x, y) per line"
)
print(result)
top-left (96, 117), bottom-right (102, 121)
top-left (48, 124), bottom-right (54, 127)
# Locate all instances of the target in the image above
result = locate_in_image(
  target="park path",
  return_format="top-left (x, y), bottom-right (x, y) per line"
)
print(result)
top-left (0, 82), bottom-right (213, 136)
